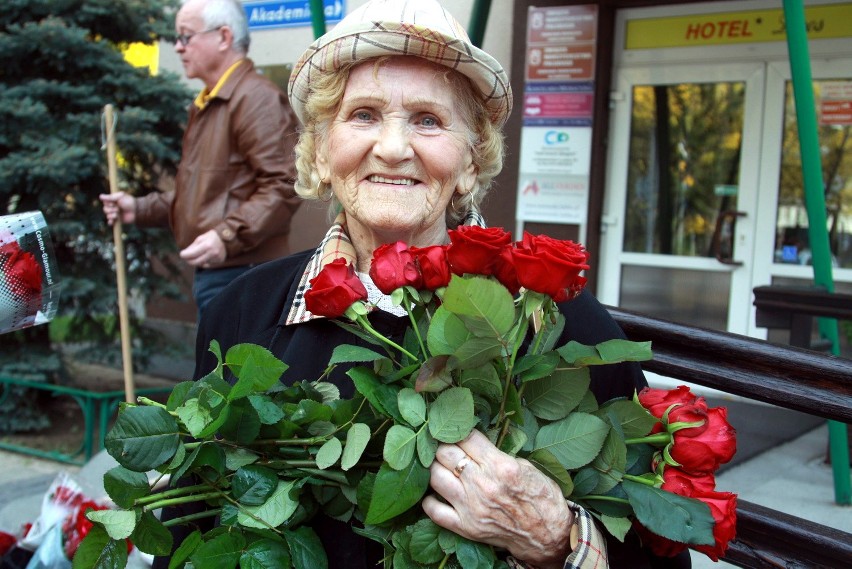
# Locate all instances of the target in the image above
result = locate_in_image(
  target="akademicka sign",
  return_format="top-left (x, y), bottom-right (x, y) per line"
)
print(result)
top-left (244, 0), bottom-right (345, 30)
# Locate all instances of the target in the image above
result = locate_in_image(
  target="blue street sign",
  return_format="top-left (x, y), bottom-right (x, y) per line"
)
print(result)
top-left (245, 0), bottom-right (345, 30)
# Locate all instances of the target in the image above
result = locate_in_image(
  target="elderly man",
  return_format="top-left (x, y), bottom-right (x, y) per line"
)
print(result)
top-left (100, 0), bottom-right (301, 318)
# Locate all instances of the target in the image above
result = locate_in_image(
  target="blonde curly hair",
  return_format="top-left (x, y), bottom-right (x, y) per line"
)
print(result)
top-left (292, 57), bottom-right (505, 227)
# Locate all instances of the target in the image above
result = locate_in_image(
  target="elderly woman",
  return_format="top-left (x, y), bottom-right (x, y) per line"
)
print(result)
top-left (186, 1), bottom-right (690, 568)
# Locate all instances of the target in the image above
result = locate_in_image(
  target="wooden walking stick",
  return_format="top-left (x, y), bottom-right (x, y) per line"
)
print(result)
top-left (103, 104), bottom-right (136, 403)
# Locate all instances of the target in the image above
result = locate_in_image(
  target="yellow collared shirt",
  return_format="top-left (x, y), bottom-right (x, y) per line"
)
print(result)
top-left (193, 59), bottom-right (245, 110)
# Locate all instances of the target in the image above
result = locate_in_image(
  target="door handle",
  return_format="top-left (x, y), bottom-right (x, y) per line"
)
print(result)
top-left (712, 210), bottom-right (746, 266)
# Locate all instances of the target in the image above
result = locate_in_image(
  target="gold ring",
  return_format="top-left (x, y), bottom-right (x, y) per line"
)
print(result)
top-left (453, 456), bottom-right (471, 477)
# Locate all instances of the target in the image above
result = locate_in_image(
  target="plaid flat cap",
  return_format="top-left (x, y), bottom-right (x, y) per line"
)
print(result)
top-left (288, 0), bottom-right (512, 127)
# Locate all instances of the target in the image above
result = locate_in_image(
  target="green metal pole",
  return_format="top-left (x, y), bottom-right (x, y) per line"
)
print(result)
top-left (309, 0), bottom-right (326, 40)
top-left (467, 0), bottom-right (492, 48)
top-left (783, 0), bottom-right (851, 505)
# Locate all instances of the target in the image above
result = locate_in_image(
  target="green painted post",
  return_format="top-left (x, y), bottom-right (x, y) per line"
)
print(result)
top-left (783, 0), bottom-right (851, 505)
top-left (468, 0), bottom-right (492, 48)
top-left (309, 0), bottom-right (326, 39)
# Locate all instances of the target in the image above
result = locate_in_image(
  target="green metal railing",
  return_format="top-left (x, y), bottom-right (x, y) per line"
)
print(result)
top-left (0, 375), bottom-right (172, 466)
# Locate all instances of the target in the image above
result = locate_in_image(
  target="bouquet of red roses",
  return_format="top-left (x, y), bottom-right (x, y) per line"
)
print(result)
top-left (82, 227), bottom-right (736, 568)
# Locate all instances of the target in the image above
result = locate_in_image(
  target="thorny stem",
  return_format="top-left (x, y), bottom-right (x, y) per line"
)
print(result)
top-left (624, 433), bottom-right (672, 446)
top-left (404, 290), bottom-right (429, 360)
top-left (356, 314), bottom-right (419, 361)
top-left (141, 490), bottom-right (223, 513)
top-left (162, 508), bottom-right (221, 527)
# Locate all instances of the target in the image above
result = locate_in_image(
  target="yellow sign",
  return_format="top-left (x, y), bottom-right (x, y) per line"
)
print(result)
top-left (626, 3), bottom-right (852, 49)
top-left (122, 42), bottom-right (159, 74)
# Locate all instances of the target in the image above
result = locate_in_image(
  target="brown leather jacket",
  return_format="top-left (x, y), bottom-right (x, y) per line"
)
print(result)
top-left (135, 59), bottom-right (301, 268)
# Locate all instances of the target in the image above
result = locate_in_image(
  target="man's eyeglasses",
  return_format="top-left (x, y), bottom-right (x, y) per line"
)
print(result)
top-left (175, 27), bottom-right (222, 47)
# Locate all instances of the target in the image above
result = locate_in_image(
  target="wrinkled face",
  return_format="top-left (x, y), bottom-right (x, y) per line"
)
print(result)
top-left (315, 57), bottom-right (477, 246)
top-left (174, 0), bottom-right (224, 83)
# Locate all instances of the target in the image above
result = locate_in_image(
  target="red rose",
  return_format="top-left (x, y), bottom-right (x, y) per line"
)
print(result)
top-left (691, 491), bottom-right (737, 561)
top-left (411, 245), bottom-right (450, 290)
top-left (0, 242), bottom-right (42, 297)
top-left (305, 259), bottom-right (368, 318)
top-left (510, 232), bottom-right (589, 302)
top-left (369, 241), bottom-right (422, 294)
top-left (446, 226), bottom-right (512, 276)
top-left (661, 467), bottom-right (716, 497)
top-left (638, 385), bottom-right (696, 419)
top-left (670, 407), bottom-right (737, 474)
top-left (639, 385), bottom-right (707, 435)
top-left (493, 246), bottom-right (521, 295)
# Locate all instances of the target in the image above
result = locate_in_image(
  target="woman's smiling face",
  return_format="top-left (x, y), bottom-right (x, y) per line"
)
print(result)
top-left (315, 57), bottom-right (477, 248)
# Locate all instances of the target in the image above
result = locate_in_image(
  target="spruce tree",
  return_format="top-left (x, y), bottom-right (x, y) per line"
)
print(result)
top-left (0, 0), bottom-right (192, 376)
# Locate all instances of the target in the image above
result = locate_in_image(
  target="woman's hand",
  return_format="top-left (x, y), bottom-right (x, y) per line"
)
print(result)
top-left (423, 429), bottom-right (574, 569)
top-left (99, 192), bottom-right (136, 225)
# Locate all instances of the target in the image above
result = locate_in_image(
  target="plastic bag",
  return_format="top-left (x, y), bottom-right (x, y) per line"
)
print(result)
top-left (23, 526), bottom-right (69, 569)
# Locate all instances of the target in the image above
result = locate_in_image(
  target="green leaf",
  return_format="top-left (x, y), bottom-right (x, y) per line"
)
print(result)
top-left (534, 412), bottom-right (610, 470)
top-left (232, 465), bottom-right (279, 505)
top-left (130, 511), bottom-right (172, 556)
top-left (600, 514), bottom-right (633, 542)
top-left (238, 479), bottom-right (299, 529)
top-left (105, 406), bottom-right (180, 472)
top-left (166, 381), bottom-right (193, 411)
top-left (87, 509), bottom-right (136, 540)
top-left (103, 466), bottom-right (150, 509)
top-left (414, 355), bottom-right (454, 393)
top-left (209, 340), bottom-right (223, 376)
top-left (240, 539), bottom-right (292, 569)
top-left (455, 535), bottom-right (497, 569)
top-left (190, 531), bottom-right (244, 569)
top-left (459, 363), bottom-right (502, 401)
top-left (249, 394), bottom-right (285, 424)
top-left (226, 343), bottom-right (288, 400)
top-left (168, 530), bottom-right (202, 569)
top-left (597, 339), bottom-right (653, 363)
top-left (528, 449), bottom-right (574, 497)
top-left (72, 525), bottom-right (127, 569)
top-left (428, 387), bottom-right (478, 443)
top-left (365, 460), bottom-right (430, 525)
top-left (398, 388), bottom-right (427, 427)
top-left (427, 305), bottom-right (472, 356)
top-left (284, 526), bottom-right (328, 569)
top-left (316, 437), bottom-right (343, 470)
top-left (348, 366), bottom-right (404, 423)
top-left (442, 275), bottom-right (515, 336)
top-left (219, 398), bottom-right (262, 444)
top-left (524, 365), bottom-right (590, 420)
top-left (557, 339), bottom-right (653, 366)
top-left (590, 429), bottom-right (627, 494)
top-left (453, 336), bottom-right (503, 369)
top-left (176, 398), bottom-right (214, 438)
top-left (416, 427), bottom-right (438, 467)
top-left (515, 351), bottom-right (560, 382)
top-left (384, 425), bottom-right (417, 470)
top-left (623, 480), bottom-right (715, 545)
top-left (408, 518), bottom-right (444, 564)
top-left (498, 424), bottom-right (528, 455)
top-left (224, 447), bottom-right (260, 471)
top-left (329, 344), bottom-right (385, 364)
top-left (600, 398), bottom-right (657, 439)
top-left (342, 423), bottom-right (371, 471)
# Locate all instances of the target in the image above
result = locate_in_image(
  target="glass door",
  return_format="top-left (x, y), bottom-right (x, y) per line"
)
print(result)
top-left (600, 63), bottom-right (765, 335)
top-left (751, 58), bottom-right (852, 338)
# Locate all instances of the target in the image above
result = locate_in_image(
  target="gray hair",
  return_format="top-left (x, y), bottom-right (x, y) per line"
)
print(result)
top-left (190, 0), bottom-right (250, 53)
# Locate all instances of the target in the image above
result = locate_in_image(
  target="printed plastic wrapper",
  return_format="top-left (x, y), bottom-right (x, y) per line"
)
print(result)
top-left (0, 211), bottom-right (61, 335)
